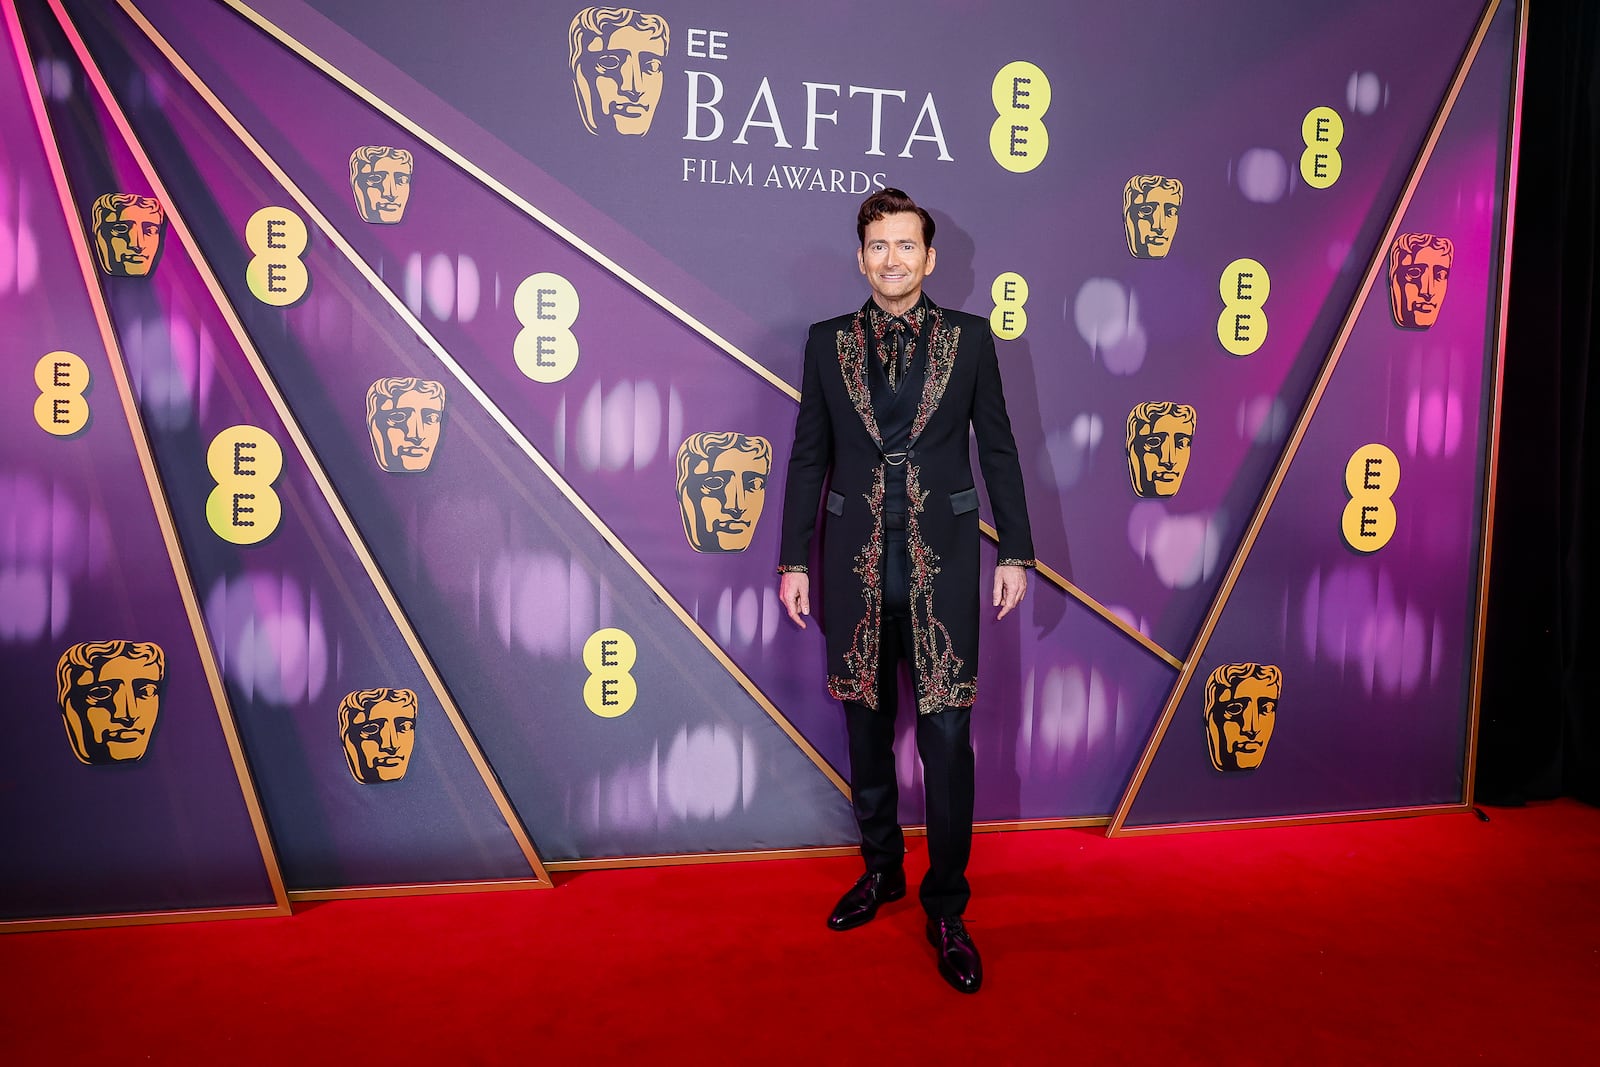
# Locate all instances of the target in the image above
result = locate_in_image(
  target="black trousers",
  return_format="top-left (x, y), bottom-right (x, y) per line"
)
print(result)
top-left (843, 525), bottom-right (975, 919)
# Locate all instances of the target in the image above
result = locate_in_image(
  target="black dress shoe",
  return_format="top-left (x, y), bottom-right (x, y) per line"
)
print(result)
top-left (826, 869), bottom-right (906, 931)
top-left (926, 916), bottom-right (982, 993)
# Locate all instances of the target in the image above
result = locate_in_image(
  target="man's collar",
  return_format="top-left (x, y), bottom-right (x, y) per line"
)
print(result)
top-left (865, 293), bottom-right (932, 334)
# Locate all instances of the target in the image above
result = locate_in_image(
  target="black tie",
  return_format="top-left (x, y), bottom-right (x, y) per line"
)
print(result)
top-left (895, 325), bottom-right (909, 391)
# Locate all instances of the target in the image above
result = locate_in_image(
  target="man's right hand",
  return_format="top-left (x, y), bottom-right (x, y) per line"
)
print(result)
top-left (780, 571), bottom-right (811, 629)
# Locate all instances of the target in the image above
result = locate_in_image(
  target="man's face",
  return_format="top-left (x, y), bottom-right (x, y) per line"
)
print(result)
top-left (1206, 675), bottom-right (1279, 772)
top-left (96, 204), bottom-right (163, 276)
top-left (62, 656), bottom-right (162, 764)
top-left (578, 25), bottom-right (665, 136)
top-left (1131, 413), bottom-right (1193, 497)
top-left (858, 212), bottom-right (936, 315)
top-left (1126, 184), bottom-right (1181, 259)
top-left (371, 388), bottom-right (443, 472)
top-left (342, 698), bottom-right (417, 783)
top-left (682, 447), bottom-right (769, 552)
top-left (353, 156), bottom-right (412, 224)
top-left (1392, 244), bottom-right (1451, 328)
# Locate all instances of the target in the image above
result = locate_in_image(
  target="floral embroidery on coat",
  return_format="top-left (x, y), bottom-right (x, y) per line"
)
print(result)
top-left (829, 466), bottom-right (885, 707)
top-left (835, 315), bottom-right (881, 450)
top-left (912, 311), bottom-right (959, 443)
top-left (905, 463), bottom-right (975, 712)
top-left (827, 303), bottom-right (977, 715)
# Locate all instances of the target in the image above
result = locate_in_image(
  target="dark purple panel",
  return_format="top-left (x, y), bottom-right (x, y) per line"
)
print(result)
top-left (224, 0), bottom-right (1493, 653)
top-left (0, 12), bottom-right (276, 919)
top-left (1125, 3), bottom-right (1515, 826)
top-left (28, 1), bottom-right (550, 891)
top-left (59, 0), bottom-right (864, 862)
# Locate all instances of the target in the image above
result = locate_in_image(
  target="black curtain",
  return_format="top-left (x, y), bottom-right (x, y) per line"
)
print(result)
top-left (1477, 0), bottom-right (1600, 804)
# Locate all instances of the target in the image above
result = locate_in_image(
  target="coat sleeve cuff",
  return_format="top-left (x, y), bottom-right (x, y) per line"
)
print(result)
top-left (777, 564), bottom-right (809, 575)
top-left (998, 558), bottom-right (1036, 569)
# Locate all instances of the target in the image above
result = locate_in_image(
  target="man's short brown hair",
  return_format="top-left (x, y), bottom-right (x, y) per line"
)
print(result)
top-left (856, 187), bottom-right (935, 248)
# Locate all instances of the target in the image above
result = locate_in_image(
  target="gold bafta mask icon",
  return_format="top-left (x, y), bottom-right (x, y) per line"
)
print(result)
top-left (1389, 233), bottom-right (1454, 329)
top-left (1123, 175), bottom-right (1183, 259)
top-left (1203, 663), bottom-right (1281, 772)
top-left (91, 193), bottom-right (165, 277)
top-left (367, 378), bottom-right (446, 473)
top-left (1126, 402), bottom-right (1195, 498)
top-left (568, 7), bottom-right (670, 137)
top-left (349, 147), bottom-right (414, 224)
top-left (56, 641), bottom-right (165, 765)
top-left (338, 688), bottom-right (418, 784)
top-left (677, 432), bottom-right (771, 553)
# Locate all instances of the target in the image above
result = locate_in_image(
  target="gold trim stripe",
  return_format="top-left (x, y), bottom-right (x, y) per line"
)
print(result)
top-left (1462, 0), bottom-right (1529, 806)
top-left (290, 879), bottom-right (547, 901)
top-left (547, 845), bottom-right (862, 872)
top-left (1113, 804), bottom-right (1473, 838)
top-left (52, 0), bottom-right (554, 889)
top-left (221, 1), bottom-right (797, 397)
top-left (1, 0), bottom-right (289, 922)
top-left (204, 0), bottom-right (1167, 667)
top-left (549, 815), bottom-right (1113, 871)
top-left (2, 904), bottom-right (288, 934)
top-left (1108, 0), bottom-right (1506, 837)
top-left (113, 0), bottom-right (852, 799)
top-left (988, 521), bottom-right (1182, 669)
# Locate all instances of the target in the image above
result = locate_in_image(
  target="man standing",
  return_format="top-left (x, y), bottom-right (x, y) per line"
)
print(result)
top-left (778, 189), bottom-right (1034, 994)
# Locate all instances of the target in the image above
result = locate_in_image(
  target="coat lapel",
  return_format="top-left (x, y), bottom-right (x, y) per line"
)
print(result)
top-left (836, 309), bottom-right (882, 449)
top-left (909, 305), bottom-right (960, 444)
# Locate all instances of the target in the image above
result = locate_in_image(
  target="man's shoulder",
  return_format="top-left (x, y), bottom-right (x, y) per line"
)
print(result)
top-left (932, 304), bottom-right (989, 333)
top-left (808, 310), bottom-right (860, 335)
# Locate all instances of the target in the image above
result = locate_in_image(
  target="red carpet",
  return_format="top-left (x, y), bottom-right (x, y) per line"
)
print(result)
top-left (2, 801), bottom-right (1597, 1065)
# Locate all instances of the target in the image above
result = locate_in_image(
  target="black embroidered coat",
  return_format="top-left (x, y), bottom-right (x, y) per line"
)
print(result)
top-left (779, 300), bottom-right (1035, 714)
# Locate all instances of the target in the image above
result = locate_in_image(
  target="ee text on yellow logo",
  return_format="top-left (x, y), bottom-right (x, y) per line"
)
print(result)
top-left (1341, 443), bottom-right (1399, 552)
top-left (990, 62), bottom-right (1050, 173)
top-left (583, 627), bottom-right (638, 718)
top-left (245, 207), bottom-right (310, 307)
top-left (34, 352), bottom-right (90, 436)
top-left (206, 425), bottom-right (284, 545)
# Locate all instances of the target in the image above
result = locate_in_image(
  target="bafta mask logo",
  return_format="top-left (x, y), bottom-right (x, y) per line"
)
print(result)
top-left (91, 193), bottom-right (165, 277)
top-left (569, 7), bottom-right (670, 137)
top-left (56, 641), bottom-right (165, 765)
top-left (338, 688), bottom-right (418, 784)
top-left (1123, 175), bottom-right (1183, 259)
top-left (677, 432), bottom-right (771, 553)
top-left (367, 378), bottom-right (446, 473)
top-left (1203, 662), bottom-right (1281, 773)
top-left (349, 146), bottom-right (414, 224)
top-left (1126, 402), bottom-right (1195, 498)
top-left (1389, 233), bottom-right (1453, 329)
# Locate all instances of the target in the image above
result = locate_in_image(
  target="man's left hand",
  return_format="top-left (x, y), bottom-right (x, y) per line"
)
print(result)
top-left (993, 564), bottom-right (1028, 621)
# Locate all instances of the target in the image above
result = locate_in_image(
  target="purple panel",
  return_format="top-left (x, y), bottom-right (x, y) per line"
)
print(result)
top-left (104, 0), bottom-right (1185, 829)
top-left (1125, 3), bottom-right (1515, 826)
top-left (222, 0), bottom-right (1493, 654)
top-left (62, 0), bottom-right (861, 861)
top-left (28, 5), bottom-right (546, 891)
top-left (0, 14), bottom-right (276, 919)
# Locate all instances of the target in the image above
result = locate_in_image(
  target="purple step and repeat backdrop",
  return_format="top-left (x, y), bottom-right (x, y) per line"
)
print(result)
top-left (0, 0), bottom-right (1522, 924)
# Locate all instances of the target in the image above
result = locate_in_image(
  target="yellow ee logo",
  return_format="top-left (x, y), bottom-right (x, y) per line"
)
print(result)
top-left (513, 272), bottom-right (579, 383)
top-left (1217, 258), bottom-right (1270, 356)
top-left (989, 272), bottom-right (1028, 339)
top-left (205, 425), bottom-right (284, 545)
top-left (1300, 106), bottom-right (1343, 189)
top-left (989, 61), bottom-right (1050, 174)
top-left (34, 351), bottom-right (90, 436)
top-left (245, 207), bottom-right (309, 307)
top-left (582, 627), bottom-right (637, 718)
top-left (1341, 443), bottom-right (1399, 552)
